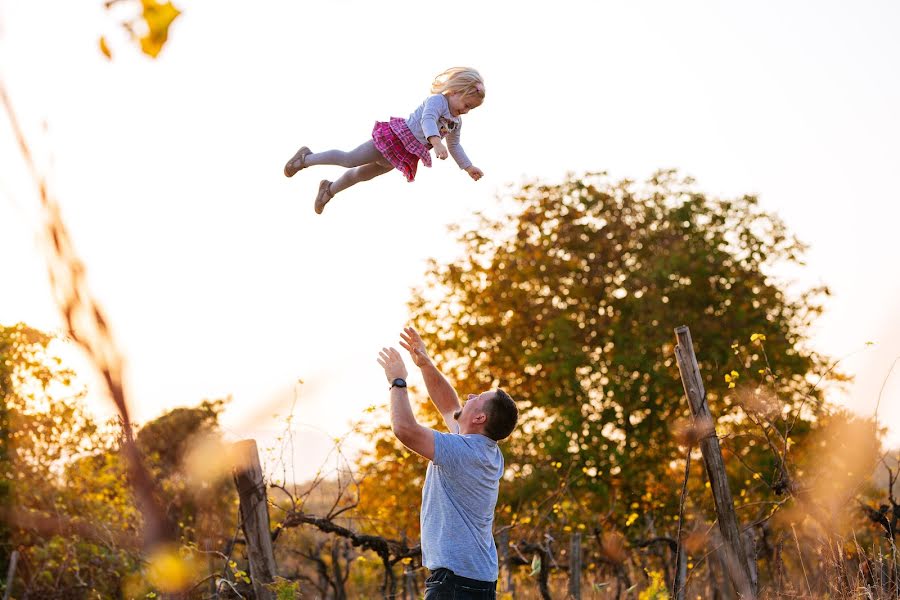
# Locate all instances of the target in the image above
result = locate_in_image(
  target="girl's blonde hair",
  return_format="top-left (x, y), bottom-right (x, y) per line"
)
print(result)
top-left (431, 67), bottom-right (485, 99)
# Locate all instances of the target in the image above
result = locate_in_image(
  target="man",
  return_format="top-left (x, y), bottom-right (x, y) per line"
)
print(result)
top-left (376, 326), bottom-right (519, 600)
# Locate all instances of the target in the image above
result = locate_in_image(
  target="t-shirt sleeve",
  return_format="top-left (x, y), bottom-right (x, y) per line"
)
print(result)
top-left (420, 94), bottom-right (446, 140)
top-left (432, 430), bottom-right (473, 474)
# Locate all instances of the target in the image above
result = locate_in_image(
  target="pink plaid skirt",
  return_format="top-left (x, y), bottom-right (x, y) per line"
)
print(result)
top-left (371, 118), bottom-right (432, 182)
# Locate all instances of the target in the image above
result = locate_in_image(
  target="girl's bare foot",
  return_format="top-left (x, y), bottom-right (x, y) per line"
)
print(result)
top-left (284, 146), bottom-right (311, 177)
top-left (315, 180), bottom-right (334, 214)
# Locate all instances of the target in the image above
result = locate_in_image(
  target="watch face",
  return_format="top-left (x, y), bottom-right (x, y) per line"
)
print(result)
top-left (392, 378), bottom-right (407, 388)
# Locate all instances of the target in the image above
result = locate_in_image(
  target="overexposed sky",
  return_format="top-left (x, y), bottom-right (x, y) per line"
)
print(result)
top-left (2, 0), bottom-right (899, 479)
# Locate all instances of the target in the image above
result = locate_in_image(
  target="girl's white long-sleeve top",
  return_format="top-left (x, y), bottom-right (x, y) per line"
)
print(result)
top-left (405, 94), bottom-right (473, 170)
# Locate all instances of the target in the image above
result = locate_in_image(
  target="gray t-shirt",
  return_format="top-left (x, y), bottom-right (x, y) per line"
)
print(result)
top-left (420, 429), bottom-right (504, 581)
top-left (405, 94), bottom-right (473, 170)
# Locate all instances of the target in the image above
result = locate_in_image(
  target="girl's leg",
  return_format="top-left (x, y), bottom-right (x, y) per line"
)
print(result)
top-left (331, 161), bottom-right (393, 194)
top-left (316, 161), bottom-right (392, 213)
top-left (304, 140), bottom-right (385, 168)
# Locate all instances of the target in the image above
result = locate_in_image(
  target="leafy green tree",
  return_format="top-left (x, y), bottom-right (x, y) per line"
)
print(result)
top-left (1, 324), bottom-right (61, 577)
top-left (1, 323), bottom-right (236, 597)
top-left (356, 171), bottom-right (836, 537)
top-left (0, 323), bottom-right (134, 597)
top-left (135, 398), bottom-right (237, 548)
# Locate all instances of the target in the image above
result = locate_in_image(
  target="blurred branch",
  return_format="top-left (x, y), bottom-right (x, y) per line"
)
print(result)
top-left (874, 355), bottom-right (900, 428)
top-left (0, 81), bottom-right (173, 549)
top-left (2, 507), bottom-right (139, 552)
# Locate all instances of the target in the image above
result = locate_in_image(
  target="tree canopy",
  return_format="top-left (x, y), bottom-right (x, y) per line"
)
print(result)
top-left (0, 323), bottom-right (236, 597)
top-left (356, 170), bottom-right (838, 538)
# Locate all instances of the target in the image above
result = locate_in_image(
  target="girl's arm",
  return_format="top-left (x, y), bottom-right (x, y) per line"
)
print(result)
top-left (420, 95), bottom-right (445, 142)
top-left (446, 123), bottom-right (473, 170)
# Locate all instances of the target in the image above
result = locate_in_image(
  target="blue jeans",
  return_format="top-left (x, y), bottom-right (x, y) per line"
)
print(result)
top-left (424, 568), bottom-right (497, 599)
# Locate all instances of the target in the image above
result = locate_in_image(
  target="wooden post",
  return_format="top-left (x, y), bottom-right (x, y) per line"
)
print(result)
top-left (204, 539), bottom-right (216, 599)
top-left (233, 440), bottom-right (277, 600)
top-left (568, 532), bottom-right (582, 599)
top-left (674, 539), bottom-right (687, 600)
top-left (744, 529), bottom-right (759, 593)
top-left (403, 562), bottom-right (417, 600)
top-left (2, 550), bottom-right (18, 600)
top-left (674, 326), bottom-right (756, 598)
top-left (499, 529), bottom-right (515, 595)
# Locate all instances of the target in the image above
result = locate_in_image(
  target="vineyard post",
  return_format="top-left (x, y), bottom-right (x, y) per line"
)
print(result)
top-left (233, 440), bottom-right (278, 600)
top-left (568, 532), bottom-right (582, 599)
top-left (674, 326), bottom-right (757, 598)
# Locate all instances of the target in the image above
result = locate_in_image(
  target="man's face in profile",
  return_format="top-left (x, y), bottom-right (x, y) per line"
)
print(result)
top-left (454, 391), bottom-right (493, 422)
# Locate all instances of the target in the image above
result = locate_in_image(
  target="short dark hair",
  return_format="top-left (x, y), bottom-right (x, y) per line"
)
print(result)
top-left (483, 388), bottom-right (518, 441)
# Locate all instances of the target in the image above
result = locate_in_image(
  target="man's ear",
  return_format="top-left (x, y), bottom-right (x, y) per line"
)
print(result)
top-left (473, 412), bottom-right (487, 425)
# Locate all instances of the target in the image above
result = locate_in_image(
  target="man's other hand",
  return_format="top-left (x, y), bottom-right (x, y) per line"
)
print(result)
top-left (399, 327), bottom-right (432, 368)
top-left (377, 347), bottom-right (408, 382)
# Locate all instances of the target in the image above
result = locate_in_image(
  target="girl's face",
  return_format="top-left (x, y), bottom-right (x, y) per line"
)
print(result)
top-left (448, 91), bottom-right (483, 117)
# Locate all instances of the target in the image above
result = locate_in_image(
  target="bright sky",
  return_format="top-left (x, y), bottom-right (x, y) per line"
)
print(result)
top-left (2, 1), bottom-right (899, 480)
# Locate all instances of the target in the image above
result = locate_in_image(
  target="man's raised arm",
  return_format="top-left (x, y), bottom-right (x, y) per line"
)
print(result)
top-left (399, 327), bottom-right (461, 433)
top-left (377, 347), bottom-right (435, 461)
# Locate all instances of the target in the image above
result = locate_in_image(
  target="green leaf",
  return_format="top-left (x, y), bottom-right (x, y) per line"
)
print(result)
top-left (529, 554), bottom-right (541, 576)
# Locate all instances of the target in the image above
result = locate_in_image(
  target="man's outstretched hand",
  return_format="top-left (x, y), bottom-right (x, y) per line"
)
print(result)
top-left (377, 347), bottom-right (408, 383)
top-left (399, 327), bottom-right (432, 368)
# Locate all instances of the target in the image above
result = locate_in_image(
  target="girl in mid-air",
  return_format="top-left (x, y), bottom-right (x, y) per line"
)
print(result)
top-left (284, 67), bottom-right (486, 214)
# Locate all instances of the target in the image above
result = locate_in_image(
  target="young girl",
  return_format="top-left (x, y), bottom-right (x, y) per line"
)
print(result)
top-left (284, 67), bottom-right (486, 214)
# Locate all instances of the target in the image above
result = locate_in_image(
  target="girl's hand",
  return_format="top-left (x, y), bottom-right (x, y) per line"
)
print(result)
top-left (465, 166), bottom-right (484, 181)
top-left (432, 141), bottom-right (449, 160)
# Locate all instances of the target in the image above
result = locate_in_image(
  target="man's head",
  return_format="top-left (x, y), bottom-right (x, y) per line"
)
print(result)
top-left (453, 388), bottom-right (518, 441)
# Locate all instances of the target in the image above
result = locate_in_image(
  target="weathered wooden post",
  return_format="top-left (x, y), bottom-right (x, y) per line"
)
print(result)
top-left (674, 326), bottom-right (756, 598)
top-left (233, 439), bottom-right (277, 600)
top-left (2, 550), bottom-right (18, 600)
top-left (674, 537), bottom-right (687, 600)
top-left (204, 539), bottom-right (216, 598)
top-left (498, 529), bottom-right (515, 595)
top-left (403, 562), bottom-right (417, 600)
top-left (568, 532), bottom-right (582, 599)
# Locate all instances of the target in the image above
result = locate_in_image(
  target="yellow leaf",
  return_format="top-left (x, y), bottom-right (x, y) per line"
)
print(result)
top-left (728, 382), bottom-right (736, 389)
top-left (138, 0), bottom-right (181, 58)
top-left (625, 512), bottom-right (639, 527)
top-left (99, 36), bottom-right (112, 59)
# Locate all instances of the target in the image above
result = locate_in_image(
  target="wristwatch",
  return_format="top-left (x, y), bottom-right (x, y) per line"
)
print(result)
top-left (390, 378), bottom-right (407, 390)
